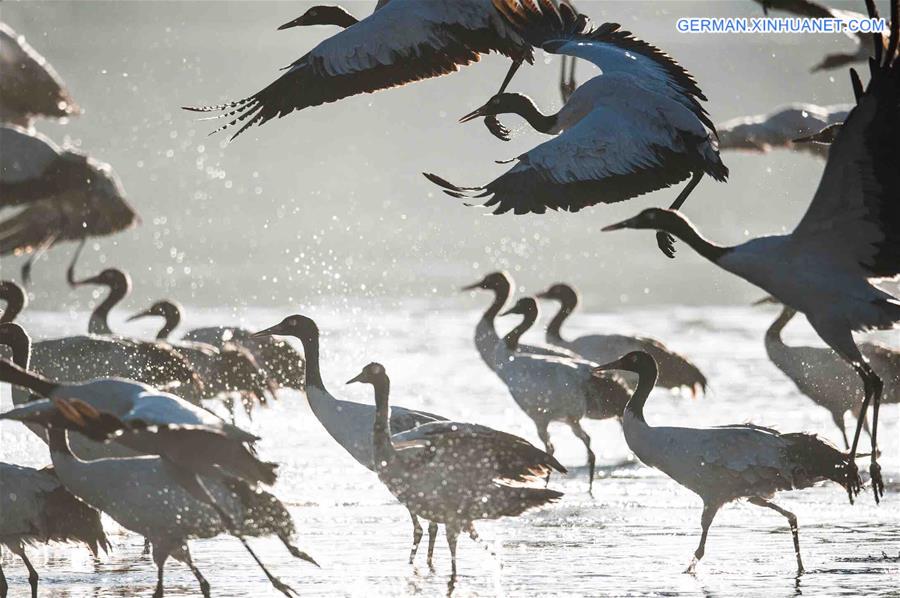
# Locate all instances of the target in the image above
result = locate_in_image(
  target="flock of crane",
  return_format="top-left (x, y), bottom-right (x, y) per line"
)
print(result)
top-left (1, 0), bottom-right (899, 596)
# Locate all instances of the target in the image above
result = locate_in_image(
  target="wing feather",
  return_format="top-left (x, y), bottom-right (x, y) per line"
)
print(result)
top-left (791, 20), bottom-right (900, 279)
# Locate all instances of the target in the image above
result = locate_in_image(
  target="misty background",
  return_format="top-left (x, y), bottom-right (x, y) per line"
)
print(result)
top-left (0, 1), bottom-right (884, 314)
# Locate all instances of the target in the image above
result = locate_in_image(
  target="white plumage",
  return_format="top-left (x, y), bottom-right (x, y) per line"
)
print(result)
top-left (596, 351), bottom-right (859, 573)
top-left (251, 314), bottom-right (450, 562)
top-left (476, 291), bottom-right (630, 493)
top-left (426, 2), bottom-right (726, 257)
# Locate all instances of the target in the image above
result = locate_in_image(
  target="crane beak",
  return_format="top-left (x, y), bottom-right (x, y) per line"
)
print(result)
top-left (792, 123), bottom-right (842, 145)
top-left (346, 372), bottom-right (366, 385)
top-left (277, 15), bottom-right (307, 30)
top-left (752, 296), bottom-right (780, 306)
top-left (460, 281), bottom-right (483, 291)
top-left (0, 400), bottom-right (59, 426)
top-left (535, 290), bottom-right (551, 299)
top-left (499, 306), bottom-right (519, 317)
top-left (601, 218), bottom-right (634, 232)
top-left (252, 323), bottom-right (284, 338)
top-left (459, 104), bottom-right (489, 124)
top-left (126, 307), bottom-right (154, 322)
top-left (591, 356), bottom-right (630, 374)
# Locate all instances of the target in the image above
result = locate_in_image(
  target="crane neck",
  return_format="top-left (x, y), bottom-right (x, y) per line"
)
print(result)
top-left (155, 301), bottom-right (182, 340)
top-left (477, 282), bottom-right (511, 342)
top-left (89, 280), bottom-right (128, 336)
top-left (765, 307), bottom-right (796, 344)
top-left (504, 308), bottom-right (537, 351)
top-left (494, 93), bottom-right (558, 134)
top-left (0, 282), bottom-right (27, 323)
top-left (0, 324), bottom-right (32, 369)
top-left (48, 427), bottom-right (76, 459)
top-left (656, 213), bottom-right (730, 263)
top-left (295, 332), bottom-right (325, 391)
top-left (624, 360), bottom-right (658, 424)
top-left (546, 301), bottom-right (574, 343)
top-left (371, 375), bottom-right (395, 465)
top-left (0, 358), bottom-right (58, 398)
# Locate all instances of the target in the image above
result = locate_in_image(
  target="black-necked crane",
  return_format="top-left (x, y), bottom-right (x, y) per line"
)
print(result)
top-left (347, 362), bottom-right (564, 581)
top-left (0, 293), bottom-right (204, 441)
top-left (0, 357), bottom-right (312, 598)
top-left (0, 23), bottom-right (80, 128)
top-left (752, 0), bottom-right (890, 72)
top-left (760, 301), bottom-right (899, 448)
top-left (717, 103), bottom-right (851, 159)
top-left (128, 300), bottom-right (275, 412)
top-left (602, 0), bottom-right (900, 503)
top-left (66, 258), bottom-right (267, 410)
top-left (276, 0), bottom-right (579, 115)
top-left (130, 298), bottom-right (305, 398)
top-left (462, 271), bottom-right (577, 366)
top-left (536, 283), bottom-right (708, 396)
top-left (252, 314), bottom-right (453, 564)
top-left (0, 462), bottom-right (108, 598)
top-left (184, 0), bottom-right (584, 141)
top-left (425, 0), bottom-right (727, 258)
top-left (594, 351), bottom-right (860, 574)
top-left (496, 296), bottom-right (631, 493)
top-left (0, 125), bottom-right (139, 283)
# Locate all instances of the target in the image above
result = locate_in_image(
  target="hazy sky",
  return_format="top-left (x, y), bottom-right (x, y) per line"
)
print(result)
top-left (1, 1), bottom-right (884, 312)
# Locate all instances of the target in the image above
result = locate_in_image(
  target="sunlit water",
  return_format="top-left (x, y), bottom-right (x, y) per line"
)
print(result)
top-left (2, 303), bottom-right (898, 597)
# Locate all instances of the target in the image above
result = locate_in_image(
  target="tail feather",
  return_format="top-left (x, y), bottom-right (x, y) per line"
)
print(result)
top-left (785, 432), bottom-right (861, 501)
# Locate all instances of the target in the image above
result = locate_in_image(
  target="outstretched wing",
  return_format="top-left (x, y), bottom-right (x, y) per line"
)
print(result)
top-left (429, 90), bottom-right (700, 214)
top-left (791, 6), bottom-right (900, 280)
top-left (0, 154), bottom-right (138, 256)
top-left (493, 0), bottom-right (712, 132)
top-left (186, 0), bottom-right (531, 140)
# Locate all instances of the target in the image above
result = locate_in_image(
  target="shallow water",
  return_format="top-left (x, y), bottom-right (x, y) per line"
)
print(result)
top-left (2, 303), bottom-right (898, 597)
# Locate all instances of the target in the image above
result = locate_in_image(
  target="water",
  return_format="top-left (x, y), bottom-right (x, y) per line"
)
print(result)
top-left (1, 302), bottom-right (897, 597)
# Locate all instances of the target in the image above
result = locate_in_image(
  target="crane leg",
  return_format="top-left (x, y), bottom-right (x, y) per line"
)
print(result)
top-left (188, 473), bottom-right (298, 597)
top-left (559, 56), bottom-right (577, 103)
top-left (0, 560), bottom-right (6, 598)
top-left (849, 361), bottom-right (884, 502)
top-left (408, 510), bottom-right (424, 564)
top-left (535, 420), bottom-right (555, 487)
top-left (831, 410), bottom-right (850, 450)
top-left (151, 543), bottom-right (170, 598)
top-left (445, 522), bottom-right (460, 591)
top-left (568, 418), bottom-right (595, 496)
top-left (277, 533), bottom-right (318, 566)
top-left (426, 522), bottom-right (439, 570)
top-left (748, 497), bottom-right (804, 574)
top-left (685, 502), bottom-right (720, 574)
top-left (9, 546), bottom-right (37, 598)
top-left (467, 524), bottom-right (497, 560)
top-left (482, 58), bottom-right (523, 141)
top-left (171, 544), bottom-right (211, 598)
top-left (143, 537), bottom-right (152, 556)
top-left (657, 171), bottom-right (705, 259)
